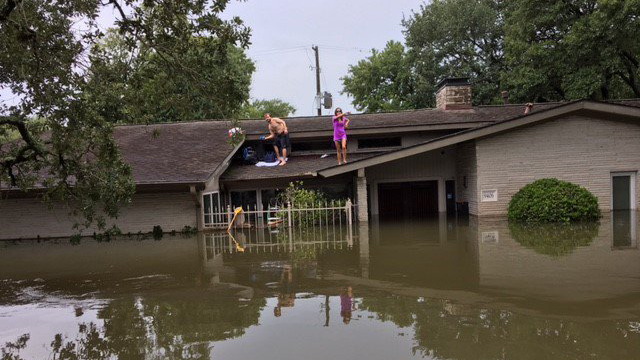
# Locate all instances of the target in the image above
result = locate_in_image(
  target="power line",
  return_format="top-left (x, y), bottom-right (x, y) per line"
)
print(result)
top-left (321, 66), bottom-right (329, 94)
top-left (315, 44), bottom-right (369, 53)
top-left (251, 46), bottom-right (307, 55)
top-left (250, 48), bottom-right (308, 57)
top-left (304, 48), bottom-right (315, 70)
top-left (250, 44), bottom-right (369, 56)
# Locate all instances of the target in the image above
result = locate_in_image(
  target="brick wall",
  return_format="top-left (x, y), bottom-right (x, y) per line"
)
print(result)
top-left (476, 115), bottom-right (640, 216)
top-left (0, 192), bottom-right (197, 240)
top-left (436, 85), bottom-right (472, 110)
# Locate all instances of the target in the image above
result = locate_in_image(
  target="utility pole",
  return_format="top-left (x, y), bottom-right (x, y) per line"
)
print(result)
top-left (312, 45), bottom-right (321, 116)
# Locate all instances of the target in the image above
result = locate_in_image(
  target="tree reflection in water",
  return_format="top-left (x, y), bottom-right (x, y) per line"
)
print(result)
top-left (360, 294), bottom-right (640, 360)
top-left (2, 295), bottom-right (265, 360)
top-left (3, 217), bottom-right (640, 360)
top-left (1, 334), bottom-right (29, 360)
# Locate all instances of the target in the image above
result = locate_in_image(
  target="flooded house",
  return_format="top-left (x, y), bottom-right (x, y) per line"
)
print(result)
top-left (2, 78), bottom-right (640, 239)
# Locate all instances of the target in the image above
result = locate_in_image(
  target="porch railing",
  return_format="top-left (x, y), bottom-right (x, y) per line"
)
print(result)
top-left (202, 223), bottom-right (358, 256)
top-left (203, 199), bottom-right (354, 230)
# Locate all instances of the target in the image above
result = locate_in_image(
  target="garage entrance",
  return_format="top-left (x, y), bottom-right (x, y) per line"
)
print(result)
top-left (378, 181), bottom-right (438, 220)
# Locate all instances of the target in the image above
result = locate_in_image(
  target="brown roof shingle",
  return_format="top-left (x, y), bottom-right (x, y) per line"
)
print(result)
top-left (234, 101), bottom-right (572, 135)
top-left (113, 121), bottom-right (236, 185)
top-left (6, 99), bottom-right (640, 190)
top-left (221, 152), bottom-right (383, 181)
top-left (107, 98), bottom-right (640, 185)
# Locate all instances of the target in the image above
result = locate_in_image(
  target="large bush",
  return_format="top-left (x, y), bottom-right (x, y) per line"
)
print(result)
top-left (508, 178), bottom-right (600, 223)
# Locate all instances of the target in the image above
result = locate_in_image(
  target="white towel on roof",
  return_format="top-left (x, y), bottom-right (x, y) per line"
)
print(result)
top-left (256, 158), bottom-right (289, 167)
top-left (255, 161), bottom-right (280, 167)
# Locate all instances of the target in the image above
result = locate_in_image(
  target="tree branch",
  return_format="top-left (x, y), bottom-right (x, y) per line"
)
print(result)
top-left (0, 117), bottom-right (39, 149)
top-left (0, 0), bottom-right (20, 22)
top-left (0, 117), bottom-right (45, 186)
top-left (620, 50), bottom-right (639, 69)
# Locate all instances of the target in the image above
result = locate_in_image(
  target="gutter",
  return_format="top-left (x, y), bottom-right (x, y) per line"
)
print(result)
top-left (207, 138), bottom-right (246, 184)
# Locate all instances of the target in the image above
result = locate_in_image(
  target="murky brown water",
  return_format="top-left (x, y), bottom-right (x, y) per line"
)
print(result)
top-left (1, 212), bottom-right (639, 360)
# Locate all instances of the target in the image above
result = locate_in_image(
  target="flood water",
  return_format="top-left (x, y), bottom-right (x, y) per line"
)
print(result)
top-left (1, 212), bottom-right (640, 360)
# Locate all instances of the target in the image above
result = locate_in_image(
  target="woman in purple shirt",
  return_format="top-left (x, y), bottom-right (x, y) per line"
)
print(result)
top-left (333, 108), bottom-right (350, 165)
top-left (340, 286), bottom-right (354, 324)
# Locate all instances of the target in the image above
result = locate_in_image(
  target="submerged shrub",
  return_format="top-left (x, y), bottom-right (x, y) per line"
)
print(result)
top-left (152, 225), bottom-right (163, 240)
top-left (509, 222), bottom-right (599, 257)
top-left (277, 181), bottom-right (347, 226)
top-left (181, 225), bottom-right (198, 236)
top-left (508, 178), bottom-right (600, 223)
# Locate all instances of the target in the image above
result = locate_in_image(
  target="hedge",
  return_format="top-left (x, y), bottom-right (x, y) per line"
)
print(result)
top-left (508, 178), bottom-right (600, 223)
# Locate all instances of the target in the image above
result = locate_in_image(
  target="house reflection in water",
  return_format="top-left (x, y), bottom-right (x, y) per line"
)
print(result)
top-left (2, 213), bottom-right (640, 360)
top-left (612, 211), bottom-right (638, 249)
top-left (199, 211), bottom-right (640, 309)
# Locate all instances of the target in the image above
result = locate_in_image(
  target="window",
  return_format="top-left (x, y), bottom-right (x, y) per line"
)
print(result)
top-left (291, 140), bottom-right (335, 152)
top-left (230, 190), bottom-right (258, 211)
top-left (203, 192), bottom-right (223, 226)
top-left (357, 137), bottom-right (401, 149)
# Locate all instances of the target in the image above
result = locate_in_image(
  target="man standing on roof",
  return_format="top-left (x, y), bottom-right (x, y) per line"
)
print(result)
top-left (260, 113), bottom-right (290, 166)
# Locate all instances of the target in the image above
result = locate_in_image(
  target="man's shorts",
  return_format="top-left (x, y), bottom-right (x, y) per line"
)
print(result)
top-left (273, 133), bottom-right (291, 151)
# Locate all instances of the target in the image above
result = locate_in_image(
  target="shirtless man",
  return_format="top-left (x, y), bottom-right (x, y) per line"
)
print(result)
top-left (261, 113), bottom-right (290, 166)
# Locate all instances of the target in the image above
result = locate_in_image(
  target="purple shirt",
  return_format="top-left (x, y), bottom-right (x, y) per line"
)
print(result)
top-left (340, 294), bottom-right (352, 312)
top-left (333, 115), bottom-right (348, 141)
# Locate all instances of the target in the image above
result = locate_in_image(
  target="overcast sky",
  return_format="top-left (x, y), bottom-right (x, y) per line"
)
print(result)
top-left (221, 0), bottom-right (422, 116)
top-left (1, 1), bottom-right (423, 117)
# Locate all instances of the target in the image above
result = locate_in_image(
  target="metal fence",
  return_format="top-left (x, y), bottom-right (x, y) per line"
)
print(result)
top-left (203, 199), bottom-right (354, 231)
top-left (202, 222), bottom-right (357, 256)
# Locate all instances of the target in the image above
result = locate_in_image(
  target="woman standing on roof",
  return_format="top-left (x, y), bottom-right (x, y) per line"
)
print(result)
top-left (333, 108), bottom-right (350, 165)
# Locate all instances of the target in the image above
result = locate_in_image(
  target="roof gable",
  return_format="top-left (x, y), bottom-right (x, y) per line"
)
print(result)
top-left (317, 100), bottom-right (640, 178)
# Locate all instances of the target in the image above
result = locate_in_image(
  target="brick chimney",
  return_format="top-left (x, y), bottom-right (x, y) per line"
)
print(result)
top-left (435, 77), bottom-right (472, 110)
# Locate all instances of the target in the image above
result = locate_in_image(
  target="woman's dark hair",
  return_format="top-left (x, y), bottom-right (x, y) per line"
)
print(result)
top-left (334, 108), bottom-right (342, 115)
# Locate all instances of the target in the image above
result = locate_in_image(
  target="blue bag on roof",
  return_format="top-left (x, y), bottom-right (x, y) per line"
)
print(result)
top-left (242, 147), bottom-right (258, 164)
top-left (263, 151), bottom-right (277, 163)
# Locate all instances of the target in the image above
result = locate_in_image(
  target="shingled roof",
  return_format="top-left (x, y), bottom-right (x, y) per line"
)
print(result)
top-left (221, 152), bottom-right (383, 181)
top-left (114, 102), bottom-right (565, 185)
top-left (234, 101), bottom-right (569, 135)
top-left (111, 99), bottom-right (640, 185)
top-left (113, 121), bottom-right (237, 185)
top-left (9, 99), bottom-right (637, 190)
top-left (317, 99), bottom-right (640, 178)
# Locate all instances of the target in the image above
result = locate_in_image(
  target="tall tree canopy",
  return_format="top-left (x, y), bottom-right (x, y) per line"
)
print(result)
top-left (504, 0), bottom-right (640, 101)
top-left (87, 29), bottom-right (255, 124)
top-left (342, 41), bottom-right (415, 112)
top-left (404, 0), bottom-right (505, 106)
top-left (342, 0), bottom-right (640, 110)
top-left (236, 98), bottom-right (297, 119)
top-left (0, 0), bottom-right (251, 231)
top-left (342, 0), bottom-right (505, 111)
